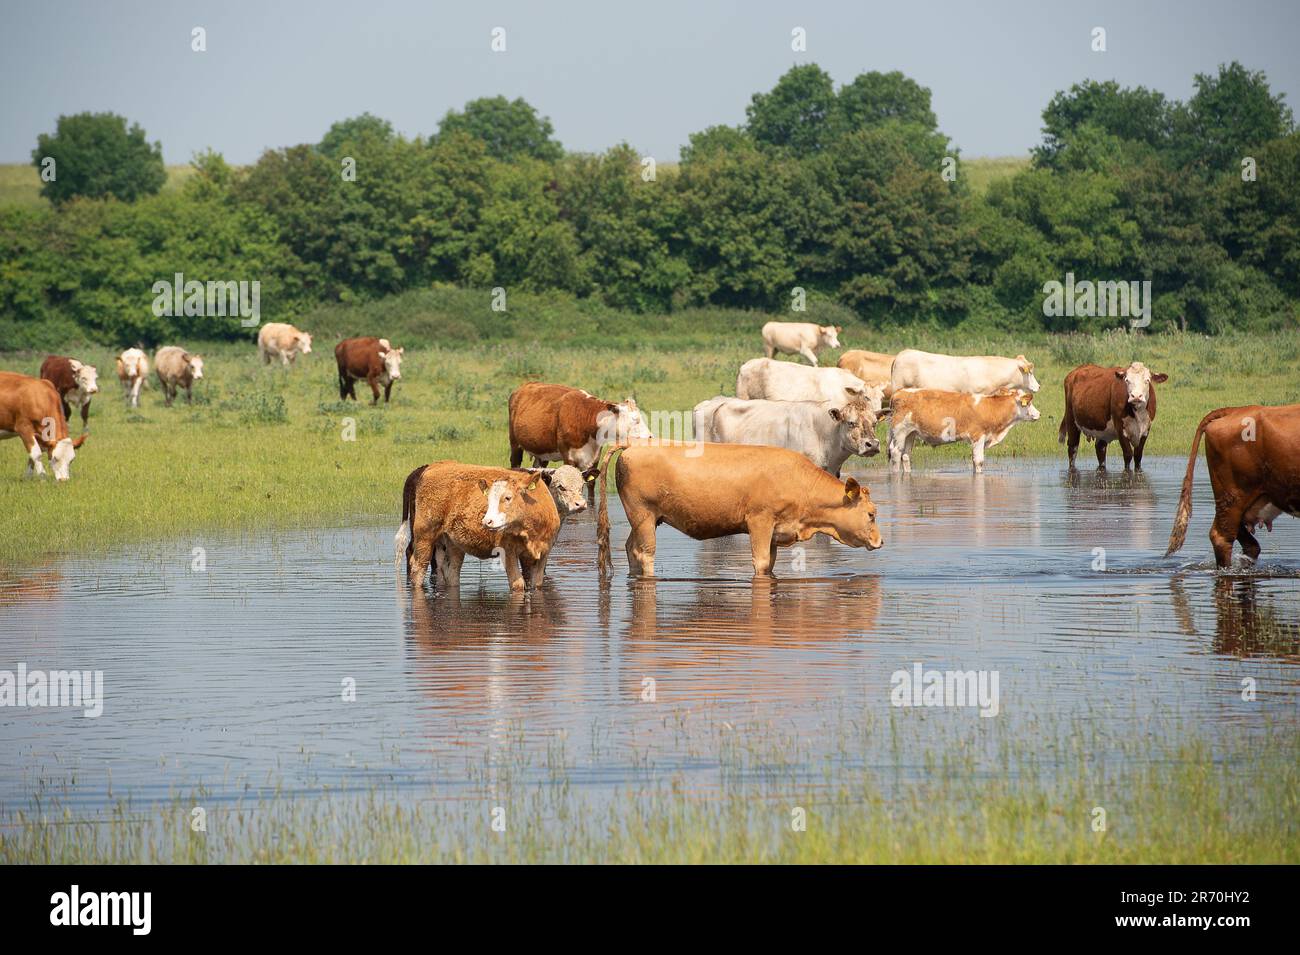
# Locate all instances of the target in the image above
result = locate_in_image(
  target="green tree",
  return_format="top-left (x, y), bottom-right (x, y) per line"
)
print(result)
top-left (436, 96), bottom-right (563, 161)
top-left (745, 64), bottom-right (838, 156)
top-left (836, 70), bottom-right (938, 133)
top-left (31, 112), bottom-right (167, 204)
top-left (318, 113), bottom-right (396, 158)
top-left (1172, 62), bottom-right (1295, 172)
top-left (1033, 80), bottom-right (1175, 169)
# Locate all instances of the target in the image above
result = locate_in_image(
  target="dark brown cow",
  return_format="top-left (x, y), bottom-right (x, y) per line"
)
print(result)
top-left (507, 382), bottom-right (652, 481)
top-left (38, 356), bottom-right (99, 430)
top-left (335, 337), bottom-right (404, 404)
top-left (1059, 361), bottom-right (1168, 470)
top-left (1166, 404), bottom-right (1300, 568)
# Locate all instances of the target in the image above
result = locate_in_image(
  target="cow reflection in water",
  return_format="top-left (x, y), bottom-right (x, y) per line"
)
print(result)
top-left (1169, 575), bottom-right (1300, 660)
top-left (1061, 468), bottom-right (1158, 552)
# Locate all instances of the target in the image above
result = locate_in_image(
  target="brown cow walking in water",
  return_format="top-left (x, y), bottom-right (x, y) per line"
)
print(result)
top-left (1060, 361), bottom-right (1168, 470)
top-left (1166, 403), bottom-right (1300, 567)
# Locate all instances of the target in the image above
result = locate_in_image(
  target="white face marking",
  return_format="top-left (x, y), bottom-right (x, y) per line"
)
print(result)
top-left (51, 438), bottom-right (75, 481)
top-left (383, 349), bottom-right (403, 380)
top-left (189, 356), bottom-right (204, 379)
top-left (1120, 362), bottom-right (1152, 406)
top-left (482, 480), bottom-right (515, 529)
top-left (76, 364), bottom-right (98, 396)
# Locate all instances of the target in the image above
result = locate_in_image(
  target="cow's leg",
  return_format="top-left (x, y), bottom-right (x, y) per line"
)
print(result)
top-left (746, 517), bottom-right (777, 577)
top-left (408, 535), bottom-right (434, 588)
top-left (1134, 434), bottom-right (1148, 471)
top-left (19, 428), bottom-right (44, 477)
top-left (1064, 414), bottom-right (1081, 469)
top-left (1116, 418), bottom-right (1135, 470)
top-left (384, 382), bottom-right (393, 403)
top-left (338, 372), bottom-right (348, 401)
top-left (971, 437), bottom-right (987, 474)
top-left (1094, 440), bottom-right (1108, 469)
top-left (509, 443), bottom-right (524, 468)
top-left (368, 375), bottom-right (381, 405)
top-left (1236, 523), bottom-right (1262, 564)
top-left (282, 353), bottom-right (292, 366)
top-left (764, 344), bottom-right (775, 359)
top-left (902, 433), bottom-right (917, 473)
top-left (799, 346), bottom-right (819, 366)
top-left (1209, 503), bottom-right (1247, 569)
top-left (624, 511), bottom-right (658, 578)
top-left (80, 400), bottom-right (90, 430)
top-left (442, 546), bottom-right (465, 592)
top-left (60, 397), bottom-right (72, 423)
top-left (184, 383), bottom-right (193, 405)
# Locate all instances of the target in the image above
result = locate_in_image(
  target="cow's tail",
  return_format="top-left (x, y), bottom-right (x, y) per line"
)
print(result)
top-left (1165, 408), bottom-right (1233, 557)
top-left (596, 444), bottom-right (627, 581)
top-left (396, 464), bottom-right (427, 575)
top-left (71, 434), bottom-right (87, 449)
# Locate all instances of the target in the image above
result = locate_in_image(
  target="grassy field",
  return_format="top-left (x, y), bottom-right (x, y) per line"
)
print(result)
top-left (962, 155), bottom-right (1030, 195)
top-left (2, 319), bottom-right (1298, 566)
top-left (4, 722), bottom-right (1296, 863)
top-left (0, 163), bottom-right (196, 207)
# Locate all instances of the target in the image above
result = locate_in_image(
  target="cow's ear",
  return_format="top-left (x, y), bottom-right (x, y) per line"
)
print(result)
top-left (1020, 392), bottom-right (1033, 406)
top-left (1115, 368), bottom-right (1125, 379)
top-left (625, 397), bottom-right (638, 409)
top-left (1151, 372), bottom-right (1168, 383)
top-left (535, 469), bottom-right (554, 486)
top-left (843, 477), bottom-right (862, 502)
top-left (69, 359), bottom-right (82, 371)
top-left (478, 479), bottom-right (490, 495)
top-left (834, 325), bottom-right (842, 333)
top-left (828, 407), bottom-right (842, 421)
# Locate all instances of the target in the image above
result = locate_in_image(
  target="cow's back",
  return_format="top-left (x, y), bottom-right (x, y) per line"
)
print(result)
top-left (39, 356), bottom-right (74, 393)
top-left (839, 350), bottom-right (894, 387)
top-left (155, 347), bottom-right (185, 379)
top-left (1062, 364), bottom-right (1118, 430)
top-left (336, 337), bottom-right (381, 375)
top-left (0, 372), bottom-right (60, 430)
top-left (509, 382), bottom-right (583, 449)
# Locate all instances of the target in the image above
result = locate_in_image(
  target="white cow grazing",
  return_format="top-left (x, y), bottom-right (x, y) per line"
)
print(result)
top-left (761, 321), bottom-right (841, 366)
top-left (890, 349), bottom-right (1040, 395)
top-left (693, 396), bottom-right (880, 477)
top-left (154, 346), bottom-right (205, 406)
top-left (116, 348), bottom-right (149, 408)
top-left (257, 322), bottom-right (313, 365)
top-left (735, 358), bottom-right (884, 412)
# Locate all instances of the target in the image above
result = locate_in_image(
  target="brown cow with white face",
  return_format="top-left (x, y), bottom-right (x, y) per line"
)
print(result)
top-left (335, 337), bottom-right (404, 404)
top-left (39, 355), bottom-right (99, 430)
top-left (888, 388), bottom-right (1041, 474)
top-left (1166, 404), bottom-right (1300, 568)
top-left (1060, 361), bottom-right (1168, 470)
top-left (0, 372), bottom-right (87, 480)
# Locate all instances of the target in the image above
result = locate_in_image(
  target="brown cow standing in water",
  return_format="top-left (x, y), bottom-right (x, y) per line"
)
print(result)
top-left (335, 337), bottom-right (404, 404)
top-left (1060, 361), bottom-right (1168, 470)
top-left (1166, 403), bottom-right (1300, 568)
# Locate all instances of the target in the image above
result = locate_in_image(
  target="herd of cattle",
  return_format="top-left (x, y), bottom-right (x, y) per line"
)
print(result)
top-left (3, 319), bottom-right (1296, 581)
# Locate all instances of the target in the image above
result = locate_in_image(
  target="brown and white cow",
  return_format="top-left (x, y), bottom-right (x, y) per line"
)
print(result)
top-left (0, 372), bottom-right (87, 480)
top-left (1166, 404), bottom-right (1300, 568)
top-left (1060, 361), bottom-right (1168, 470)
top-left (837, 350), bottom-right (896, 398)
top-left (761, 321), bottom-right (842, 365)
top-left (116, 348), bottom-right (149, 408)
top-left (508, 382), bottom-right (653, 482)
top-left (39, 355), bottom-right (98, 430)
top-left (596, 442), bottom-right (883, 579)
top-left (257, 322), bottom-right (313, 365)
top-left (154, 346), bottom-right (205, 406)
top-left (397, 461), bottom-right (576, 591)
top-left (335, 337), bottom-right (404, 404)
top-left (888, 388), bottom-right (1041, 473)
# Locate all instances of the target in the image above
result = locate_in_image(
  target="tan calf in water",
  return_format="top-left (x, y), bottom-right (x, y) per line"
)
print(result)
top-left (1166, 404), bottom-right (1300, 568)
top-left (597, 441), bottom-right (882, 579)
top-left (888, 388), bottom-right (1040, 473)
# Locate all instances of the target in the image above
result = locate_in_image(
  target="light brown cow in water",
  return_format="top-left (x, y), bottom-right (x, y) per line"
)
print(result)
top-left (1166, 403), bottom-right (1300, 568)
top-left (0, 372), bottom-right (87, 480)
top-left (397, 462), bottom-right (587, 591)
top-left (888, 388), bottom-right (1040, 473)
top-left (596, 442), bottom-right (882, 579)
top-left (154, 346), bottom-right (205, 406)
top-left (837, 350), bottom-right (896, 397)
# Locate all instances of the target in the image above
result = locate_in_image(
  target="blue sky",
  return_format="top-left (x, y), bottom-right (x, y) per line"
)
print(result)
top-left (3, 0), bottom-right (1297, 164)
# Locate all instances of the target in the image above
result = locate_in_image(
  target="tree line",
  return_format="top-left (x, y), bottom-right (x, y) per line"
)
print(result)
top-left (2, 62), bottom-right (1297, 347)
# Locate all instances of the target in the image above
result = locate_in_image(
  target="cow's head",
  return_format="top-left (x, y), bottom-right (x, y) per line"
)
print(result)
top-left (1013, 390), bottom-right (1041, 422)
top-left (119, 350), bottom-right (146, 378)
top-left (296, 332), bottom-right (313, 355)
top-left (50, 437), bottom-right (76, 481)
top-left (1014, 355), bottom-right (1040, 393)
top-left (480, 479), bottom-right (519, 530)
top-left (69, 360), bottom-right (98, 398)
top-left (186, 354), bottom-right (204, 380)
top-left (1115, 361), bottom-right (1167, 407)
top-left (819, 325), bottom-right (843, 349)
top-left (829, 400), bottom-right (880, 458)
top-left (382, 346), bottom-right (404, 381)
top-left (603, 398), bottom-right (653, 443)
top-left (826, 477), bottom-right (883, 551)
top-left (535, 464), bottom-right (587, 515)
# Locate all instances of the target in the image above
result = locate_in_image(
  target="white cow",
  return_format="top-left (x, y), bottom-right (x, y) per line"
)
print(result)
top-left (116, 348), bottom-right (149, 408)
top-left (735, 358), bottom-right (884, 411)
top-left (890, 349), bottom-right (1040, 395)
top-left (694, 396), bottom-right (880, 476)
top-left (257, 322), bottom-right (313, 365)
top-left (761, 321), bottom-right (841, 366)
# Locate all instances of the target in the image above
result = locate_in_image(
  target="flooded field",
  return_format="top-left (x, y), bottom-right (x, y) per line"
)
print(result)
top-left (2, 456), bottom-right (1298, 857)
